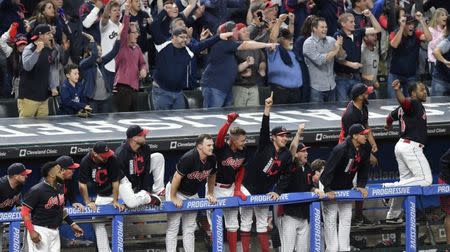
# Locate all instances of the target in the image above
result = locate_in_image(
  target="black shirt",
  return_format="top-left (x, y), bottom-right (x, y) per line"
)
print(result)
top-left (19, 45), bottom-right (51, 101)
top-left (244, 115), bottom-right (292, 194)
top-left (339, 101), bottom-right (369, 142)
top-left (79, 153), bottom-right (124, 196)
top-left (215, 143), bottom-right (248, 185)
top-left (320, 137), bottom-right (370, 192)
top-left (22, 181), bottom-right (64, 228)
top-left (115, 141), bottom-right (152, 192)
top-left (334, 28), bottom-right (366, 74)
top-left (387, 99), bottom-right (427, 145)
top-left (64, 178), bottom-right (80, 206)
top-left (0, 176), bottom-right (22, 212)
top-left (274, 161), bottom-right (315, 219)
top-left (174, 148), bottom-right (217, 196)
top-left (439, 148), bottom-right (450, 183)
top-left (389, 30), bottom-right (421, 76)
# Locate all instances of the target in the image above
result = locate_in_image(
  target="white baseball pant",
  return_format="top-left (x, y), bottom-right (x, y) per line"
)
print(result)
top-left (205, 183), bottom-right (250, 232)
top-left (25, 225), bottom-right (60, 252)
top-left (150, 152), bottom-right (165, 194)
top-left (240, 205), bottom-right (270, 233)
top-left (385, 139), bottom-right (432, 219)
top-left (322, 201), bottom-right (352, 252)
top-left (165, 182), bottom-right (198, 252)
top-left (94, 177), bottom-right (153, 252)
top-left (277, 215), bottom-right (310, 252)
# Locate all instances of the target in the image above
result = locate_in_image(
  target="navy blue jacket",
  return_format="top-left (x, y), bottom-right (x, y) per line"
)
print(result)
top-left (79, 40), bottom-right (120, 99)
top-left (59, 79), bottom-right (87, 115)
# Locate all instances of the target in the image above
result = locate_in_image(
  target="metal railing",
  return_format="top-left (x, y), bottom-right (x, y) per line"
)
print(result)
top-left (2, 184), bottom-right (450, 252)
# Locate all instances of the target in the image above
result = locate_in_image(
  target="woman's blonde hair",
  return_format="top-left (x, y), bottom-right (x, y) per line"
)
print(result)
top-left (429, 8), bottom-right (448, 29)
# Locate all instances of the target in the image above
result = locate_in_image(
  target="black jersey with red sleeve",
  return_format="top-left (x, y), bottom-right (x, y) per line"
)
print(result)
top-left (386, 98), bottom-right (427, 145)
top-left (244, 114), bottom-right (292, 195)
top-left (0, 176), bottom-right (22, 212)
top-left (22, 181), bottom-right (65, 228)
top-left (320, 137), bottom-right (370, 192)
top-left (115, 141), bottom-right (152, 192)
top-left (215, 122), bottom-right (248, 185)
top-left (338, 101), bottom-right (369, 143)
top-left (79, 153), bottom-right (124, 196)
top-left (274, 161), bottom-right (315, 219)
top-left (174, 148), bottom-right (217, 196)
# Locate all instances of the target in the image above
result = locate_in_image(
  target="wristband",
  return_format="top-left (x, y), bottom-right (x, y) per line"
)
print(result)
top-left (64, 215), bottom-right (74, 225)
top-left (24, 219), bottom-right (35, 233)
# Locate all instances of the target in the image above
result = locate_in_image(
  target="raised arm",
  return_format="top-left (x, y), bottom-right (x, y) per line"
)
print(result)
top-left (391, 79), bottom-right (409, 108)
top-left (390, 17), bottom-right (405, 48)
top-left (415, 11), bottom-right (432, 42)
top-left (269, 14), bottom-right (287, 43)
top-left (82, 1), bottom-right (103, 29)
top-left (238, 40), bottom-right (277, 51)
top-left (363, 9), bottom-right (382, 34)
top-left (289, 123), bottom-right (305, 159)
top-left (216, 112), bottom-right (239, 149)
top-left (259, 92), bottom-right (273, 149)
top-left (182, 0), bottom-right (198, 19)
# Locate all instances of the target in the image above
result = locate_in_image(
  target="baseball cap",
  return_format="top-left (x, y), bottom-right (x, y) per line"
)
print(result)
top-left (31, 24), bottom-right (51, 41)
top-left (93, 141), bottom-right (114, 159)
top-left (348, 124), bottom-right (370, 136)
top-left (351, 83), bottom-right (373, 100)
top-left (297, 143), bottom-right (310, 152)
top-left (14, 34), bottom-right (28, 46)
top-left (405, 15), bottom-right (416, 24)
top-left (126, 125), bottom-right (149, 139)
top-left (271, 126), bottom-right (289, 136)
top-left (265, 1), bottom-right (278, 9)
top-left (7, 163), bottom-right (32, 176)
top-left (56, 156), bottom-right (80, 169)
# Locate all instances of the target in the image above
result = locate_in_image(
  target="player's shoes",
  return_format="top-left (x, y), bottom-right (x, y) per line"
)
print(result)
top-left (147, 193), bottom-right (162, 206)
top-left (385, 217), bottom-right (404, 224)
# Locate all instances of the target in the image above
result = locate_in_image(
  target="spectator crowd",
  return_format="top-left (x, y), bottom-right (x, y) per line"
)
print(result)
top-left (0, 0), bottom-right (449, 118)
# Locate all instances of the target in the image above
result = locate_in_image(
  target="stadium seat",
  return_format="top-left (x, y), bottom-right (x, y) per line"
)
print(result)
top-left (0, 98), bottom-right (18, 118)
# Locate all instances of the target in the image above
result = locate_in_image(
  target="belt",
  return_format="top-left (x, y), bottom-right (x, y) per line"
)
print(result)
top-left (401, 138), bottom-right (424, 148)
top-left (45, 225), bottom-right (59, 230)
top-left (216, 183), bottom-right (232, 189)
top-left (336, 72), bottom-right (360, 79)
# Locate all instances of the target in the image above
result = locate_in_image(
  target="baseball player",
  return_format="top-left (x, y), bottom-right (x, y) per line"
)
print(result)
top-left (0, 163), bottom-right (31, 212)
top-left (338, 83), bottom-right (378, 225)
top-left (79, 141), bottom-right (161, 252)
top-left (115, 125), bottom-right (165, 198)
top-left (166, 134), bottom-right (217, 252)
top-left (320, 124), bottom-right (370, 252)
top-left (383, 80), bottom-right (431, 224)
top-left (21, 162), bottom-right (84, 252)
top-left (272, 123), bottom-right (324, 252)
top-left (438, 148), bottom-right (450, 244)
top-left (205, 112), bottom-right (249, 252)
top-left (0, 163), bottom-right (31, 250)
top-left (56, 155), bottom-right (84, 210)
top-left (240, 92), bottom-right (292, 252)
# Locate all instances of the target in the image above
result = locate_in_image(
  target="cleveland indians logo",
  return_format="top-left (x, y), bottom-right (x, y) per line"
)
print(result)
top-left (95, 169), bottom-right (109, 185)
top-left (133, 155), bottom-right (145, 175)
top-left (45, 194), bottom-right (64, 209)
top-left (186, 169), bottom-right (212, 181)
top-left (221, 157), bottom-right (245, 170)
top-left (0, 194), bottom-right (21, 208)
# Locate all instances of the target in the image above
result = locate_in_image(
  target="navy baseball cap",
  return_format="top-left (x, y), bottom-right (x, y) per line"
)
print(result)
top-left (56, 156), bottom-right (80, 169)
top-left (31, 24), bottom-right (51, 40)
top-left (126, 125), bottom-right (149, 139)
top-left (93, 142), bottom-right (114, 159)
top-left (271, 126), bottom-right (289, 136)
top-left (8, 163), bottom-right (32, 176)
top-left (351, 83), bottom-right (373, 100)
top-left (348, 124), bottom-right (370, 136)
top-left (297, 143), bottom-right (310, 152)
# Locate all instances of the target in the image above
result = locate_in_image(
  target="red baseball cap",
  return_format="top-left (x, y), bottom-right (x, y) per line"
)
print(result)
top-left (93, 142), bottom-right (114, 159)
top-left (8, 163), bottom-right (32, 176)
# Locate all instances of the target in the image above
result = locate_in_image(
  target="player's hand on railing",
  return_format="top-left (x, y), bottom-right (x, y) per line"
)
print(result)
top-left (384, 123), bottom-right (393, 131)
top-left (172, 196), bottom-right (183, 208)
top-left (313, 188), bottom-right (324, 199)
top-left (86, 201), bottom-right (97, 211)
top-left (206, 193), bottom-right (217, 204)
top-left (72, 203), bottom-right (85, 211)
top-left (267, 191), bottom-right (280, 200)
top-left (112, 200), bottom-right (125, 212)
top-left (355, 187), bottom-right (368, 198)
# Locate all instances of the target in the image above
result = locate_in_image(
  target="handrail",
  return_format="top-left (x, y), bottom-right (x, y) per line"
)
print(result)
top-left (2, 184), bottom-right (449, 252)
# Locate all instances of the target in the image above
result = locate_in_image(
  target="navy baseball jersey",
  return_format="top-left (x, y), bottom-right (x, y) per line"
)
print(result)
top-left (0, 176), bottom-right (22, 212)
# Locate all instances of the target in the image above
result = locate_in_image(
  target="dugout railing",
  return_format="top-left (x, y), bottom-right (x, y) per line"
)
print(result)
top-left (2, 184), bottom-right (450, 252)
